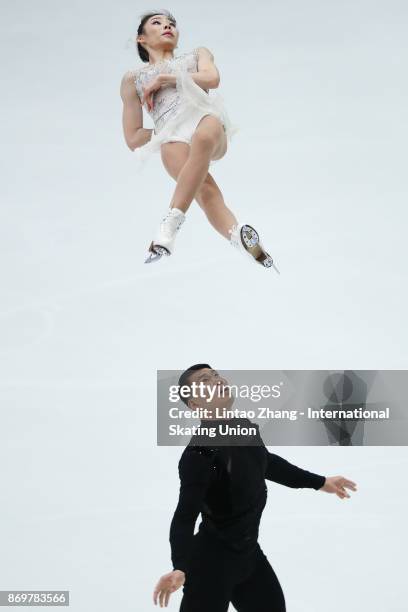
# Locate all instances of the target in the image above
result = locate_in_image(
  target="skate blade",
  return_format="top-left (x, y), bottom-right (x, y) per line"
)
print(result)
top-left (144, 244), bottom-right (170, 264)
top-left (241, 225), bottom-right (279, 273)
top-left (262, 256), bottom-right (280, 274)
top-left (144, 251), bottom-right (163, 264)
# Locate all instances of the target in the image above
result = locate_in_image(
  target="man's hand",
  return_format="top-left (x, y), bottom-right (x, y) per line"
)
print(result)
top-left (153, 570), bottom-right (185, 607)
top-left (142, 75), bottom-right (165, 111)
top-left (320, 476), bottom-right (357, 499)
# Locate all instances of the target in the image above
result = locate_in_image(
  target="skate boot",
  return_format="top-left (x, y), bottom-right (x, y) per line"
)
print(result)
top-left (229, 223), bottom-right (279, 273)
top-left (144, 207), bottom-right (186, 264)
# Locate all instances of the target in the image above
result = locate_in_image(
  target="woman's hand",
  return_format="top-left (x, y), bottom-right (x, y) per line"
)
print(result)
top-left (153, 569), bottom-right (185, 607)
top-left (320, 476), bottom-right (357, 499)
top-left (141, 75), bottom-right (164, 112)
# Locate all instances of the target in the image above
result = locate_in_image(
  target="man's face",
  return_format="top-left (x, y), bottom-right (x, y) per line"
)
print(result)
top-left (187, 368), bottom-right (234, 412)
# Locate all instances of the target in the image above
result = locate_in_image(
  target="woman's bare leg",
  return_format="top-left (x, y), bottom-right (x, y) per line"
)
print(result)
top-left (161, 141), bottom-right (237, 239)
top-left (166, 114), bottom-right (227, 214)
top-left (194, 174), bottom-right (237, 239)
top-left (158, 139), bottom-right (276, 269)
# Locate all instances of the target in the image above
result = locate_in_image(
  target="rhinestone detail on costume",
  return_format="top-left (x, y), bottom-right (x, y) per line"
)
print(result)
top-left (133, 49), bottom-right (203, 134)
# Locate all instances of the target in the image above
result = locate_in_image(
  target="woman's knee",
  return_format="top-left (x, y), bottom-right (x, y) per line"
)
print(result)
top-left (192, 117), bottom-right (223, 152)
top-left (192, 130), bottom-right (218, 153)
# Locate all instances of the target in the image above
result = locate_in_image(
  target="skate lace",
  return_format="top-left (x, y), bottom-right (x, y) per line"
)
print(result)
top-left (160, 210), bottom-right (184, 236)
top-left (228, 224), bottom-right (240, 248)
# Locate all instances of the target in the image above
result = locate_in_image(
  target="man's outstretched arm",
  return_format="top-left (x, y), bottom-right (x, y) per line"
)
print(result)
top-left (265, 449), bottom-right (358, 499)
top-left (265, 450), bottom-right (326, 490)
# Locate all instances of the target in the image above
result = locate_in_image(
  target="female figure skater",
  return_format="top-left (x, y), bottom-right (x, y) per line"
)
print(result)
top-left (152, 364), bottom-right (358, 610)
top-left (120, 10), bottom-right (278, 270)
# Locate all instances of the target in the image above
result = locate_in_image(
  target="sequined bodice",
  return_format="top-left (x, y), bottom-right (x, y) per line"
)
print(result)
top-left (133, 48), bottom-right (202, 133)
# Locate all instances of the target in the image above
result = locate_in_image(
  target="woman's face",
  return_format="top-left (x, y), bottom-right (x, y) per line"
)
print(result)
top-left (137, 14), bottom-right (179, 55)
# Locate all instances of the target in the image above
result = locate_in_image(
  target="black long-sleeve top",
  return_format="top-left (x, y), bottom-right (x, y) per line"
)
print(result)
top-left (169, 418), bottom-right (326, 573)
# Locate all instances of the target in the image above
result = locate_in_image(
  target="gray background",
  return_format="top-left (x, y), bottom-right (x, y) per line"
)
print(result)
top-left (157, 369), bottom-right (408, 445)
top-left (1, 0), bottom-right (407, 610)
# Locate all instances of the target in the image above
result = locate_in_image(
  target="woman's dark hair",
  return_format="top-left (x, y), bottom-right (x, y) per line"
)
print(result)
top-left (136, 9), bottom-right (177, 63)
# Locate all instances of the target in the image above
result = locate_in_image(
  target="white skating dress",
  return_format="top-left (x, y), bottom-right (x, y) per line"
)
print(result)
top-left (132, 48), bottom-right (238, 167)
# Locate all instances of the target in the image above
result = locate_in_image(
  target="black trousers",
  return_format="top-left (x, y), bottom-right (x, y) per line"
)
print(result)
top-left (179, 530), bottom-right (286, 612)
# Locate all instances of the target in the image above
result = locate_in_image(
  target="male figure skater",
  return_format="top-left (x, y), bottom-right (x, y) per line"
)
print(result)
top-left (153, 364), bottom-right (357, 610)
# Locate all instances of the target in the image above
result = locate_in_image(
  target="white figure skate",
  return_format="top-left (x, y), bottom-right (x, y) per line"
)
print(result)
top-left (144, 208), bottom-right (186, 264)
top-left (229, 223), bottom-right (279, 273)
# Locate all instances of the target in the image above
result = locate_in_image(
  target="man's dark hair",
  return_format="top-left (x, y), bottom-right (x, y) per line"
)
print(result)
top-left (136, 10), bottom-right (177, 63)
top-left (178, 363), bottom-right (212, 406)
